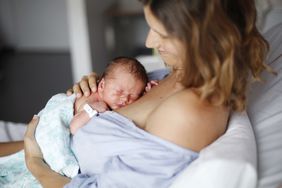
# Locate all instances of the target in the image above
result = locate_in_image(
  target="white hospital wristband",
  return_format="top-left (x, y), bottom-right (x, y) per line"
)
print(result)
top-left (83, 103), bottom-right (98, 118)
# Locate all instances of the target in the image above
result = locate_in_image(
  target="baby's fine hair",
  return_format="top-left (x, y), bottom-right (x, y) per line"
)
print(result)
top-left (102, 56), bottom-right (148, 85)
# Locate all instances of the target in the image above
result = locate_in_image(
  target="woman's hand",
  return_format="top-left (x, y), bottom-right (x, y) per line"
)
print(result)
top-left (67, 72), bottom-right (99, 98)
top-left (24, 115), bottom-right (70, 187)
top-left (24, 115), bottom-right (44, 172)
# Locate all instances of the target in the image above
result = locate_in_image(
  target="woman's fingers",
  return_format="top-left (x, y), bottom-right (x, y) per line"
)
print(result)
top-left (73, 83), bottom-right (83, 98)
top-left (68, 72), bottom-right (99, 98)
top-left (79, 75), bottom-right (91, 97)
top-left (88, 73), bottom-right (99, 93)
top-left (66, 88), bottom-right (73, 96)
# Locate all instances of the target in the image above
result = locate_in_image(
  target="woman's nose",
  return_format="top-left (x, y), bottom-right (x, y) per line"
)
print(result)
top-left (145, 29), bottom-right (159, 49)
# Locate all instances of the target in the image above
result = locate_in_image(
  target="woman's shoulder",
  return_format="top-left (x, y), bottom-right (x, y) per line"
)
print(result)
top-left (146, 89), bottom-right (229, 152)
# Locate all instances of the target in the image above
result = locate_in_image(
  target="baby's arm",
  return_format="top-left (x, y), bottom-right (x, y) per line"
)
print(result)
top-left (70, 101), bottom-right (109, 135)
top-left (70, 110), bottom-right (90, 135)
top-left (88, 101), bottom-right (109, 113)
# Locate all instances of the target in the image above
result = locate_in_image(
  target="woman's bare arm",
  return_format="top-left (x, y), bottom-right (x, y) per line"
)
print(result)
top-left (24, 116), bottom-right (70, 188)
top-left (27, 158), bottom-right (70, 188)
top-left (0, 141), bottom-right (24, 157)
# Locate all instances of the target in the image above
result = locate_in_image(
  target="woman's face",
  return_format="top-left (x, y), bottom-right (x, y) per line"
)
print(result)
top-left (144, 6), bottom-right (185, 69)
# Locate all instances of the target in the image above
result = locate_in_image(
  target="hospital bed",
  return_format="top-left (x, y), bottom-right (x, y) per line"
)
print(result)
top-left (1, 23), bottom-right (281, 188)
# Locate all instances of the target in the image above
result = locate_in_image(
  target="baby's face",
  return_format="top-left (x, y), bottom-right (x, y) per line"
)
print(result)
top-left (98, 71), bottom-right (146, 109)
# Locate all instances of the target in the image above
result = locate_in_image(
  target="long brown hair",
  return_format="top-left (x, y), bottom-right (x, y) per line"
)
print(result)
top-left (139, 0), bottom-right (272, 111)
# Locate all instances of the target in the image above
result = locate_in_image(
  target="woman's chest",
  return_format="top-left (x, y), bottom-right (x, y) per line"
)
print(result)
top-left (116, 78), bottom-right (183, 129)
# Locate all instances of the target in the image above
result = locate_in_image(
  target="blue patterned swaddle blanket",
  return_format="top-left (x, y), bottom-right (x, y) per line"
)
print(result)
top-left (0, 151), bottom-right (39, 188)
top-left (0, 93), bottom-right (78, 187)
top-left (35, 93), bottom-right (78, 177)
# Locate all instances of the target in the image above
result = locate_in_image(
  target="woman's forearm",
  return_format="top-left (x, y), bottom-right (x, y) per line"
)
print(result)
top-left (0, 141), bottom-right (24, 156)
top-left (23, 116), bottom-right (71, 187)
top-left (28, 158), bottom-right (70, 188)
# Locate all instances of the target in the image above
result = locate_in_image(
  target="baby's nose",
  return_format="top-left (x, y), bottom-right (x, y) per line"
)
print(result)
top-left (120, 96), bottom-right (129, 105)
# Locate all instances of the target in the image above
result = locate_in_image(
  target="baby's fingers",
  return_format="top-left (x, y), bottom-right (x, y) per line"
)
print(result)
top-left (145, 83), bottom-right (152, 92)
top-left (150, 80), bottom-right (159, 86)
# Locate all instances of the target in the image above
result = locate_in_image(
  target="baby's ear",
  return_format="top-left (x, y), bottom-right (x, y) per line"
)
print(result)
top-left (98, 78), bottom-right (105, 91)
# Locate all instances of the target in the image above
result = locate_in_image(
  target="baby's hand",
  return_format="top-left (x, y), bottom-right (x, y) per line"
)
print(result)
top-left (89, 101), bottom-right (109, 113)
top-left (145, 80), bottom-right (159, 93)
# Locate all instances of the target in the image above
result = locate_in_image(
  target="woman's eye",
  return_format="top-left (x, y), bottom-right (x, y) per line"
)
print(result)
top-left (158, 32), bottom-right (169, 39)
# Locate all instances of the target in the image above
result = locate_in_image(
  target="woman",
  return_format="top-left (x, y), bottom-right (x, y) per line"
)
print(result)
top-left (24, 0), bottom-right (270, 187)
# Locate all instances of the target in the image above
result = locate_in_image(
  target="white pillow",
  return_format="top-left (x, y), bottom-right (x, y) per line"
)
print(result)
top-left (170, 112), bottom-right (257, 188)
top-left (247, 23), bottom-right (282, 188)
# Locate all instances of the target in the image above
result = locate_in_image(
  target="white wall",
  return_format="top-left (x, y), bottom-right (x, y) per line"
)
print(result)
top-left (86, 0), bottom-right (147, 74)
top-left (0, 0), bottom-right (16, 47)
top-left (86, 0), bottom-right (116, 74)
top-left (0, 0), bottom-right (148, 82)
top-left (66, 0), bottom-right (92, 82)
top-left (0, 0), bottom-right (69, 51)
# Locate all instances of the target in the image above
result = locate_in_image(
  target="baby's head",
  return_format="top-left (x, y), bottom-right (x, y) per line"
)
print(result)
top-left (97, 56), bottom-right (148, 109)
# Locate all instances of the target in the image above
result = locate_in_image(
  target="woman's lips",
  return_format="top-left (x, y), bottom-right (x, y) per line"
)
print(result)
top-left (158, 50), bottom-right (168, 56)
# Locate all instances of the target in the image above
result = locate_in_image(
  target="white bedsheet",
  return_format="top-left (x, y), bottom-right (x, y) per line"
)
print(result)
top-left (0, 121), bottom-right (26, 142)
